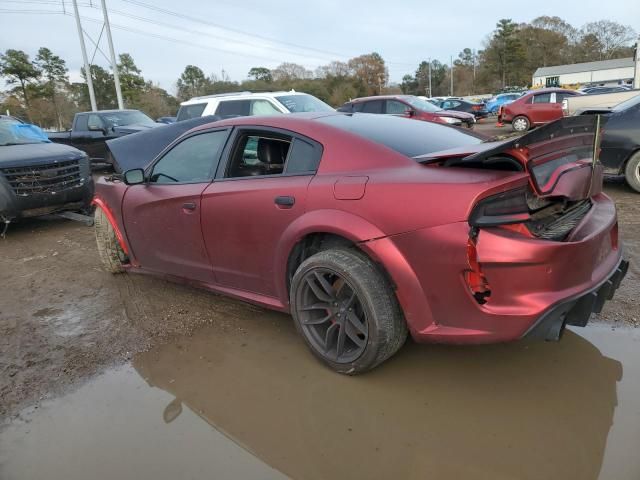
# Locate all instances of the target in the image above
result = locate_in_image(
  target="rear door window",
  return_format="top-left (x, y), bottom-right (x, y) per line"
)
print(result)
top-left (215, 100), bottom-right (251, 117)
top-left (285, 138), bottom-right (323, 174)
top-left (361, 100), bottom-right (384, 114)
top-left (533, 93), bottom-right (552, 104)
top-left (176, 103), bottom-right (207, 122)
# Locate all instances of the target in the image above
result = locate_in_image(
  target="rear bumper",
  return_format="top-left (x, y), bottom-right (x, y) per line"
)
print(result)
top-left (524, 258), bottom-right (629, 340)
top-left (361, 193), bottom-right (624, 344)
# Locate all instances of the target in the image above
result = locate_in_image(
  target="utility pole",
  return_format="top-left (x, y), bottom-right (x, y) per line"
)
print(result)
top-left (472, 49), bottom-right (476, 94)
top-left (428, 59), bottom-right (432, 97)
top-left (634, 36), bottom-right (640, 90)
top-left (450, 55), bottom-right (453, 96)
top-left (101, 0), bottom-right (124, 109)
top-left (72, 0), bottom-right (97, 111)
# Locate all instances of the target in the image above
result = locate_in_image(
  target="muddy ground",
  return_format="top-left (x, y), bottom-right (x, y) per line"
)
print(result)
top-left (0, 178), bottom-right (638, 424)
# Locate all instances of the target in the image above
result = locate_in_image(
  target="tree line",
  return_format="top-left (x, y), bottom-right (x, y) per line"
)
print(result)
top-left (1, 16), bottom-right (635, 129)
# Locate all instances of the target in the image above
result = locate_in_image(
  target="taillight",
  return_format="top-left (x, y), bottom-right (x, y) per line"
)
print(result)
top-left (465, 235), bottom-right (491, 304)
top-left (469, 187), bottom-right (530, 227)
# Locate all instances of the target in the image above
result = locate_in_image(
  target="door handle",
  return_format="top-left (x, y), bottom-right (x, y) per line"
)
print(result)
top-left (274, 195), bottom-right (295, 207)
top-left (182, 202), bottom-right (197, 211)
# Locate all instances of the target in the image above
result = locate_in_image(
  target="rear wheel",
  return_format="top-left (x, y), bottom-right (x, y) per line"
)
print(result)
top-left (290, 248), bottom-right (407, 375)
top-left (512, 115), bottom-right (530, 132)
top-left (624, 152), bottom-right (640, 193)
top-left (94, 207), bottom-right (127, 273)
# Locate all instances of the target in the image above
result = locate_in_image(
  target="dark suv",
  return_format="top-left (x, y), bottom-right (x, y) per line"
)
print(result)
top-left (337, 95), bottom-right (476, 128)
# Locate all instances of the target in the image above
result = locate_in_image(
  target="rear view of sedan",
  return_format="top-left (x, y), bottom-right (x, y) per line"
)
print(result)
top-left (93, 113), bottom-right (627, 374)
top-left (337, 95), bottom-right (476, 128)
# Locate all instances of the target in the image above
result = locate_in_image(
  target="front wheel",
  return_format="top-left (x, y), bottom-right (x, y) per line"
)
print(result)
top-left (290, 248), bottom-right (407, 375)
top-left (512, 115), bottom-right (530, 132)
top-left (94, 207), bottom-right (127, 273)
top-left (624, 152), bottom-right (640, 193)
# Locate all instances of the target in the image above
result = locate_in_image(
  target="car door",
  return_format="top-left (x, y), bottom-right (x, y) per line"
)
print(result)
top-left (385, 99), bottom-right (413, 118)
top-left (70, 113), bottom-right (108, 162)
top-left (201, 127), bottom-right (322, 297)
top-left (122, 128), bottom-right (230, 283)
top-left (526, 92), bottom-right (554, 124)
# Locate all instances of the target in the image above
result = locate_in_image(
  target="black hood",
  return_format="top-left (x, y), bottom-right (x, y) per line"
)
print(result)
top-left (106, 116), bottom-right (222, 172)
top-left (0, 142), bottom-right (86, 168)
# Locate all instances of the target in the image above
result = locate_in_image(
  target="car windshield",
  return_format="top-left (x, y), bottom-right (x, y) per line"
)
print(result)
top-left (100, 111), bottom-right (156, 128)
top-left (317, 113), bottom-right (482, 158)
top-left (0, 119), bottom-right (50, 146)
top-left (405, 97), bottom-right (443, 112)
top-left (275, 94), bottom-right (334, 113)
top-left (611, 93), bottom-right (640, 113)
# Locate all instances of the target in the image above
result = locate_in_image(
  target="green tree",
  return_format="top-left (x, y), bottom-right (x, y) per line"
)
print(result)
top-left (117, 53), bottom-right (146, 106)
top-left (176, 65), bottom-right (209, 100)
top-left (79, 65), bottom-right (117, 109)
top-left (0, 49), bottom-right (41, 119)
top-left (34, 47), bottom-right (68, 129)
top-left (483, 19), bottom-right (526, 88)
top-left (247, 67), bottom-right (272, 82)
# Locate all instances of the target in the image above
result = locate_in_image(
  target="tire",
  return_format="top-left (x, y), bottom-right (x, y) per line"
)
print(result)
top-left (290, 248), bottom-right (408, 375)
top-left (624, 152), bottom-right (640, 193)
top-left (94, 207), bottom-right (127, 273)
top-left (512, 115), bottom-right (530, 132)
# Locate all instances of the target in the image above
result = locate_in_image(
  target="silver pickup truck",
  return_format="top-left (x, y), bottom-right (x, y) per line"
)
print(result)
top-left (562, 90), bottom-right (640, 116)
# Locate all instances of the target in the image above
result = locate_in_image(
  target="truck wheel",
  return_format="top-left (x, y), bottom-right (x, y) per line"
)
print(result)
top-left (290, 248), bottom-right (408, 375)
top-left (94, 207), bottom-right (127, 273)
top-left (512, 116), bottom-right (530, 132)
top-left (624, 152), bottom-right (640, 193)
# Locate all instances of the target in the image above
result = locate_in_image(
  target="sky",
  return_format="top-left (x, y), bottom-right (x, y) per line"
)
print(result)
top-left (1, 0), bottom-right (639, 95)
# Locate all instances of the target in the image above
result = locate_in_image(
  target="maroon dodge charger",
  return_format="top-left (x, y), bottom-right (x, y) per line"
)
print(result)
top-left (94, 112), bottom-right (627, 374)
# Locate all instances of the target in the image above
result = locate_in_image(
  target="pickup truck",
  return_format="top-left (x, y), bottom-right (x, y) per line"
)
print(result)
top-left (562, 89), bottom-right (640, 116)
top-left (48, 109), bottom-right (159, 168)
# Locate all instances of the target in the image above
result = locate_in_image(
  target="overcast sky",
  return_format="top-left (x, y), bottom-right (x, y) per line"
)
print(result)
top-left (1, 0), bottom-right (639, 94)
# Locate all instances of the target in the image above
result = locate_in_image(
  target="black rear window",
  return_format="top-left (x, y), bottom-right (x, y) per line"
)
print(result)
top-left (215, 100), bottom-right (251, 117)
top-left (177, 103), bottom-right (207, 122)
top-left (316, 113), bottom-right (482, 157)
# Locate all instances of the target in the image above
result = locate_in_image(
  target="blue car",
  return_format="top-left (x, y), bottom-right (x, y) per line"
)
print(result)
top-left (485, 93), bottom-right (523, 114)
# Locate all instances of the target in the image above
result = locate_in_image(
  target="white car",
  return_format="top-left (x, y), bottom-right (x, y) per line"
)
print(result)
top-left (176, 91), bottom-right (334, 121)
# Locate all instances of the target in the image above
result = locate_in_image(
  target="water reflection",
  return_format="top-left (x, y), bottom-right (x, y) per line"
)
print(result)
top-left (133, 317), bottom-right (622, 480)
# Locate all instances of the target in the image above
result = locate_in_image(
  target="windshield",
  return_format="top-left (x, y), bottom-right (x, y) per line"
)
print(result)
top-left (0, 119), bottom-right (50, 146)
top-left (405, 97), bottom-right (443, 113)
top-left (611, 93), bottom-right (640, 113)
top-left (275, 94), bottom-right (334, 113)
top-left (317, 113), bottom-right (482, 158)
top-left (101, 111), bottom-right (155, 128)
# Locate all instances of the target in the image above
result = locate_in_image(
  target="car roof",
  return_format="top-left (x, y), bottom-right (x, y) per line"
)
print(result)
top-left (180, 90), bottom-right (306, 106)
top-left (523, 88), bottom-right (577, 96)
top-left (348, 95), bottom-right (413, 103)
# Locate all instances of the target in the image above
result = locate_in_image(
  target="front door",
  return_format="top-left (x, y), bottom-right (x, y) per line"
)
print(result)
top-left (122, 129), bottom-right (230, 283)
top-left (201, 128), bottom-right (322, 297)
top-left (526, 92), bottom-right (555, 124)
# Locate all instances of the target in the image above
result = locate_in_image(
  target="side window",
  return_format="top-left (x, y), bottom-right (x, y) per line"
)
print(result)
top-left (533, 93), bottom-right (552, 104)
top-left (150, 130), bottom-right (228, 184)
top-left (352, 102), bottom-right (364, 112)
top-left (386, 100), bottom-right (409, 114)
top-left (451, 101), bottom-right (461, 108)
top-left (361, 100), bottom-right (384, 114)
top-left (226, 132), bottom-right (291, 178)
top-left (176, 103), bottom-right (207, 121)
top-left (75, 114), bottom-right (88, 131)
top-left (87, 114), bottom-right (103, 130)
top-left (215, 100), bottom-right (251, 117)
top-left (555, 93), bottom-right (572, 103)
top-left (250, 99), bottom-right (282, 115)
top-left (441, 101), bottom-right (452, 109)
top-left (285, 138), bottom-right (323, 174)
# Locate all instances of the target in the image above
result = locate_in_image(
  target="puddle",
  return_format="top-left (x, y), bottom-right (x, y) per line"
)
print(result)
top-left (2, 319), bottom-right (639, 480)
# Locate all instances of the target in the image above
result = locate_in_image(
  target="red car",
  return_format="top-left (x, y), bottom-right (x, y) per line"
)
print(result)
top-left (94, 113), bottom-right (627, 374)
top-left (337, 95), bottom-right (476, 128)
top-left (499, 88), bottom-right (580, 132)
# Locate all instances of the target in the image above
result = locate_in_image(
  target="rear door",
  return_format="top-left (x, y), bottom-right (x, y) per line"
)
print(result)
top-left (122, 128), bottom-right (230, 283)
top-left (526, 92), bottom-right (554, 124)
top-left (201, 127), bottom-right (322, 297)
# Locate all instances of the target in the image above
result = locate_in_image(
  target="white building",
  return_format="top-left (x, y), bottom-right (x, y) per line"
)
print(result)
top-left (532, 57), bottom-right (635, 88)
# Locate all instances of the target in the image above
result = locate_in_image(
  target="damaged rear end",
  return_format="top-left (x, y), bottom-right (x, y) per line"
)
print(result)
top-left (422, 116), bottom-right (628, 341)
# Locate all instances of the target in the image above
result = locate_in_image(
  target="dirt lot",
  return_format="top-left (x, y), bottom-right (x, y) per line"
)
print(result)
top-left (0, 176), bottom-right (638, 422)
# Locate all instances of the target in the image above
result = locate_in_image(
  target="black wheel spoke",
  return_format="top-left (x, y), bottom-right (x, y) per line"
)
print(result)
top-left (300, 302), bottom-right (332, 312)
top-left (336, 324), bottom-right (346, 358)
top-left (347, 312), bottom-right (367, 335)
top-left (314, 272), bottom-right (336, 299)
top-left (302, 313), bottom-right (333, 326)
top-left (324, 323), bottom-right (339, 352)
top-left (343, 290), bottom-right (357, 309)
top-left (345, 321), bottom-right (366, 348)
top-left (305, 276), bottom-right (332, 303)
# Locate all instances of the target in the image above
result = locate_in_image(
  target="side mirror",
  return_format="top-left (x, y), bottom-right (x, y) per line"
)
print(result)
top-left (88, 124), bottom-right (106, 134)
top-left (123, 168), bottom-right (145, 185)
top-left (404, 109), bottom-right (415, 117)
